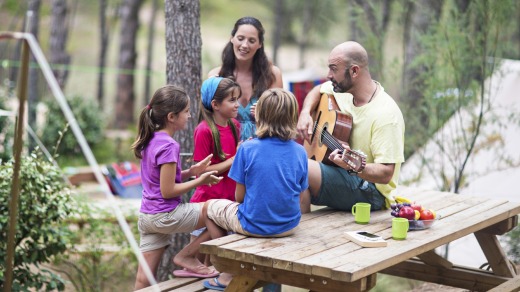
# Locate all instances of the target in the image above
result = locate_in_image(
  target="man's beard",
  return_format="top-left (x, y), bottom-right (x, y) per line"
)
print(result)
top-left (332, 71), bottom-right (352, 93)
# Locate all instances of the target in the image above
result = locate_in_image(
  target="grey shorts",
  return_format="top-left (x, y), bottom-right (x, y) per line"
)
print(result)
top-left (138, 203), bottom-right (201, 252)
top-left (310, 163), bottom-right (385, 211)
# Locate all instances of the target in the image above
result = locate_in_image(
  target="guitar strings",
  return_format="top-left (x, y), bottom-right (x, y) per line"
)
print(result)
top-left (312, 123), bottom-right (346, 152)
top-left (312, 123), bottom-right (364, 170)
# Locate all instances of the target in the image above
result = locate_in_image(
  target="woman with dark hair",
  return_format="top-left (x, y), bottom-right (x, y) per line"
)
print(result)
top-left (208, 16), bottom-right (283, 141)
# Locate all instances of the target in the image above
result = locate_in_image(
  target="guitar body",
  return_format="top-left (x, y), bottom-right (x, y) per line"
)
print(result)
top-left (304, 94), bottom-right (353, 166)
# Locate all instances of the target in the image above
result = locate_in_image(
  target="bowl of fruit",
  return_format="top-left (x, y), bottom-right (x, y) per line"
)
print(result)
top-left (390, 197), bottom-right (439, 231)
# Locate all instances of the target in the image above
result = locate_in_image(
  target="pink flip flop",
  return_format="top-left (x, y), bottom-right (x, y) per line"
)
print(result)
top-left (172, 268), bottom-right (219, 278)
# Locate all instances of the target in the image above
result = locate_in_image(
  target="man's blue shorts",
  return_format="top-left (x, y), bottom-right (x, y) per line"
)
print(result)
top-left (310, 163), bottom-right (385, 211)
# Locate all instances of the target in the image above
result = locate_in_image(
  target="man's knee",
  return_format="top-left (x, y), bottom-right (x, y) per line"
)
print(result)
top-left (307, 160), bottom-right (322, 197)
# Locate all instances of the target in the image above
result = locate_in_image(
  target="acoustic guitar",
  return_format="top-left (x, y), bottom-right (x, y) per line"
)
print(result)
top-left (303, 93), bottom-right (366, 172)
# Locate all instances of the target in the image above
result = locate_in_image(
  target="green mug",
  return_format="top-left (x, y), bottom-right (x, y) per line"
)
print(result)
top-left (392, 217), bottom-right (410, 240)
top-left (351, 202), bottom-right (371, 224)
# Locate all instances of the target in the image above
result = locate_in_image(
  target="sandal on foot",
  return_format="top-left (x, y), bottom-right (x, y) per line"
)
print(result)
top-left (203, 276), bottom-right (227, 291)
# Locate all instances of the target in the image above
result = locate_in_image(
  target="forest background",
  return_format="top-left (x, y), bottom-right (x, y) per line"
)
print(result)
top-left (1, 0), bottom-right (520, 291)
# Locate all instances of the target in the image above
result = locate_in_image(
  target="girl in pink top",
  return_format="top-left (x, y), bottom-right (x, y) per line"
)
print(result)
top-left (191, 77), bottom-right (242, 203)
top-left (188, 77), bottom-right (241, 265)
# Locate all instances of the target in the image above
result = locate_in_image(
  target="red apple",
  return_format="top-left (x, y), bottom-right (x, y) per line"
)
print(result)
top-left (419, 209), bottom-right (435, 220)
top-left (398, 206), bottom-right (416, 220)
top-left (410, 202), bottom-right (423, 211)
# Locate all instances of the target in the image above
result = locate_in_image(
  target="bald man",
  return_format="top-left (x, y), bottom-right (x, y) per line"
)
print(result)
top-left (297, 41), bottom-right (405, 213)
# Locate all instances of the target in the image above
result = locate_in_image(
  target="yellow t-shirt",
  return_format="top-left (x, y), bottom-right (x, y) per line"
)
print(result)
top-left (320, 81), bottom-right (405, 208)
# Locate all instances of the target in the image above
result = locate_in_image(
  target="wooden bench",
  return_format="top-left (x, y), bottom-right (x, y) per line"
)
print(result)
top-left (135, 277), bottom-right (210, 292)
top-left (488, 274), bottom-right (520, 292)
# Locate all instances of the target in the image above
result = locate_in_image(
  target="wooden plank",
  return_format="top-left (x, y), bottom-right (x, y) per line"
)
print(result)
top-left (218, 210), bottom-right (359, 263)
top-left (165, 279), bottom-right (209, 292)
top-left (474, 231), bottom-right (517, 277)
top-left (323, 197), bottom-right (517, 282)
top-left (200, 233), bottom-right (246, 255)
top-left (209, 255), bottom-right (376, 292)
top-left (209, 209), bottom-right (367, 264)
top-left (201, 190), bottom-right (520, 290)
top-left (479, 216), bottom-right (518, 235)
top-left (200, 209), bottom-right (340, 259)
top-left (202, 189), bottom-right (461, 271)
top-left (135, 277), bottom-right (203, 292)
top-left (268, 211), bottom-right (395, 272)
top-left (381, 258), bottom-right (510, 291)
top-left (225, 274), bottom-right (260, 292)
top-left (254, 191), bottom-right (461, 271)
top-left (488, 274), bottom-right (520, 292)
top-left (290, 193), bottom-right (477, 279)
top-left (417, 250), bottom-right (453, 269)
top-left (225, 191), bottom-right (467, 275)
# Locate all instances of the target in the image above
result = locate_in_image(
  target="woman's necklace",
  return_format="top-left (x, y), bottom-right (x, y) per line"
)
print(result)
top-left (353, 82), bottom-right (378, 106)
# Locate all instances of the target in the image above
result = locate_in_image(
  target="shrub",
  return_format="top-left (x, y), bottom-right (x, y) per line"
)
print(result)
top-left (51, 200), bottom-right (139, 291)
top-left (40, 95), bottom-right (104, 157)
top-left (0, 151), bottom-right (78, 291)
top-left (505, 226), bottom-right (520, 265)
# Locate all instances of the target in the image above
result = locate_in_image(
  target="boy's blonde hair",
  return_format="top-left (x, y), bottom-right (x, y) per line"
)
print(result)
top-left (255, 88), bottom-right (299, 141)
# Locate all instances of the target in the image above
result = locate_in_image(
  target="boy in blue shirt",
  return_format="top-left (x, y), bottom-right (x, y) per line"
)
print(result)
top-left (202, 88), bottom-right (309, 290)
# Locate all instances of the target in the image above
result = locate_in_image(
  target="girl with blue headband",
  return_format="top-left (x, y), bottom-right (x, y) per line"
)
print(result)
top-left (175, 77), bottom-right (241, 274)
top-left (191, 77), bottom-right (241, 204)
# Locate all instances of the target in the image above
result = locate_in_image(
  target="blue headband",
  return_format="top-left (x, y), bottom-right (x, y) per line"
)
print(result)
top-left (201, 77), bottom-right (224, 110)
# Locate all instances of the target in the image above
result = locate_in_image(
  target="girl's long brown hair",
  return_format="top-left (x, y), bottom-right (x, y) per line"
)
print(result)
top-left (218, 17), bottom-right (275, 99)
top-left (131, 85), bottom-right (189, 159)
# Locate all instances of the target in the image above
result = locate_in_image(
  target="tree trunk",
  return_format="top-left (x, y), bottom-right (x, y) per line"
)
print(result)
top-left (347, 0), bottom-right (363, 41)
top-left (161, 0), bottom-right (202, 281)
top-left (49, 0), bottom-right (71, 90)
top-left (352, 0), bottom-right (393, 82)
top-left (114, 0), bottom-right (143, 129)
top-left (402, 0), bottom-right (443, 109)
top-left (143, 0), bottom-right (158, 105)
top-left (454, 0), bottom-right (484, 88)
top-left (272, 0), bottom-right (284, 64)
top-left (298, 0), bottom-right (312, 69)
top-left (27, 0), bottom-right (41, 151)
top-left (97, 0), bottom-right (109, 107)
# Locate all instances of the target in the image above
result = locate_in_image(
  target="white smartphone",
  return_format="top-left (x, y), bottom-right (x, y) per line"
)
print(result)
top-left (356, 231), bottom-right (383, 241)
top-left (345, 231), bottom-right (387, 247)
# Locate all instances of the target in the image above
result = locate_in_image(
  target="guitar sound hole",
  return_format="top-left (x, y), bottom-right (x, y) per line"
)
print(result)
top-left (319, 122), bottom-right (328, 146)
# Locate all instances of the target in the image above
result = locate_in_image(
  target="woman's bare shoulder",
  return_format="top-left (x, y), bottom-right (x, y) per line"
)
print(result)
top-left (271, 65), bottom-right (284, 88)
top-left (207, 66), bottom-right (222, 78)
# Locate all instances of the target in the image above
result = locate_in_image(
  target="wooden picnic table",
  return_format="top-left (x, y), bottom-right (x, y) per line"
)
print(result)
top-left (200, 187), bottom-right (520, 291)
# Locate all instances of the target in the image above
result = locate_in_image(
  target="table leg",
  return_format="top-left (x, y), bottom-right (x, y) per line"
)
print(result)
top-left (474, 231), bottom-right (517, 277)
top-left (226, 274), bottom-right (260, 292)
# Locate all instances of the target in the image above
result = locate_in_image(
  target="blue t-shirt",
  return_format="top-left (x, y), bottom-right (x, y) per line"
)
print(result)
top-left (229, 137), bottom-right (309, 236)
top-left (237, 96), bottom-right (258, 141)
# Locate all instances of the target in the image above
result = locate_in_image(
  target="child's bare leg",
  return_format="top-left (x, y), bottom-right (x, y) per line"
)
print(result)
top-left (173, 230), bottom-right (215, 274)
top-left (134, 247), bottom-right (165, 290)
top-left (173, 204), bottom-right (215, 274)
top-left (203, 201), bottom-right (234, 286)
top-left (189, 234), bottom-right (209, 265)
